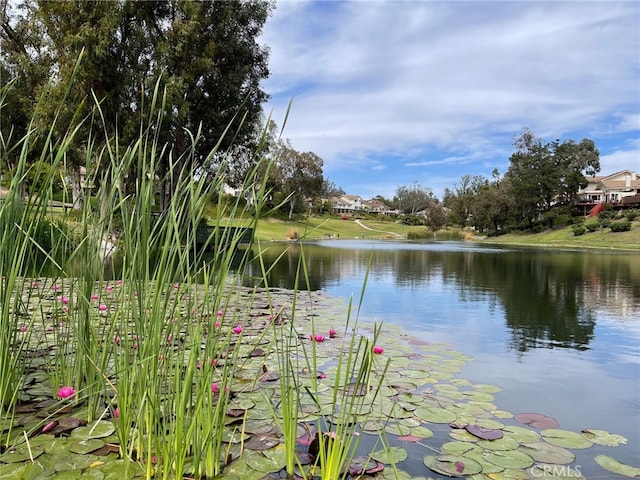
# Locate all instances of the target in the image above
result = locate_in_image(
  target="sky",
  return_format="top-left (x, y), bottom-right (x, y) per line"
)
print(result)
top-left (259, 0), bottom-right (640, 200)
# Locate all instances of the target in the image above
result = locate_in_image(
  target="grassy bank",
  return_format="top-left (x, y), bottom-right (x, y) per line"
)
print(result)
top-left (254, 217), bottom-right (422, 241)
top-left (252, 216), bottom-right (640, 251)
top-left (475, 219), bottom-right (640, 251)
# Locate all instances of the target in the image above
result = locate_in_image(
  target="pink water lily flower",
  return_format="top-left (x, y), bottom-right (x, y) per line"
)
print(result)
top-left (232, 326), bottom-right (243, 334)
top-left (98, 304), bottom-right (108, 311)
top-left (57, 386), bottom-right (76, 399)
top-left (373, 346), bottom-right (384, 354)
top-left (91, 294), bottom-right (99, 301)
top-left (329, 329), bottom-right (336, 338)
top-left (314, 334), bottom-right (325, 342)
top-left (212, 383), bottom-right (229, 394)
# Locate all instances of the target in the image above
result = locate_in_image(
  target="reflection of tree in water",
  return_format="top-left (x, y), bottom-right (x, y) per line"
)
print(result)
top-left (242, 243), bottom-right (639, 353)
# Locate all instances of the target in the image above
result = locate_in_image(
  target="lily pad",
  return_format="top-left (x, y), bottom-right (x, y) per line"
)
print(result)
top-left (517, 442), bottom-right (574, 465)
top-left (70, 420), bottom-right (115, 440)
top-left (414, 406), bottom-right (457, 423)
top-left (68, 439), bottom-right (105, 454)
top-left (424, 454), bottom-right (483, 476)
top-left (0, 446), bottom-right (44, 463)
top-left (581, 429), bottom-right (627, 446)
top-left (514, 413), bottom-right (558, 429)
top-left (244, 434), bottom-right (280, 451)
top-left (482, 449), bottom-right (534, 469)
top-left (540, 429), bottom-right (593, 449)
top-left (594, 455), bottom-right (640, 477)
top-left (371, 446), bottom-right (408, 464)
top-left (466, 425), bottom-right (503, 440)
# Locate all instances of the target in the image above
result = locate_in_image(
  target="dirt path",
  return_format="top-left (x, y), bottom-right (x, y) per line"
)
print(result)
top-left (354, 219), bottom-right (402, 237)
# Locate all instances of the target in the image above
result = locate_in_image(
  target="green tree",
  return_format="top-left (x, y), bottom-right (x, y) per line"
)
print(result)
top-left (1, 0), bottom-right (273, 209)
top-left (505, 128), bottom-right (600, 229)
top-left (273, 141), bottom-right (324, 219)
top-left (423, 201), bottom-right (447, 234)
top-left (394, 182), bottom-right (434, 215)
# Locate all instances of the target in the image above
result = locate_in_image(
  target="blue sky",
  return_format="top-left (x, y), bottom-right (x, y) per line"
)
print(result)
top-left (259, 1), bottom-right (640, 200)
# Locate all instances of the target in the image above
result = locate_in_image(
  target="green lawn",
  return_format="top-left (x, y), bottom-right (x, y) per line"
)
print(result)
top-left (253, 216), bottom-right (640, 251)
top-left (253, 217), bottom-right (425, 242)
top-left (476, 221), bottom-right (640, 251)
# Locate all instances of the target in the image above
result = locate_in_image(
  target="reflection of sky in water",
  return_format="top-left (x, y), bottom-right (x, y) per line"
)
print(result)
top-left (316, 242), bottom-right (640, 471)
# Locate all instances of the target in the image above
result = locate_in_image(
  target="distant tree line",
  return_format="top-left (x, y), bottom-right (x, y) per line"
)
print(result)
top-left (372, 128), bottom-right (601, 234)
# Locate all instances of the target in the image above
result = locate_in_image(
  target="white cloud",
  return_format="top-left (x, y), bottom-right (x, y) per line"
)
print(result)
top-left (600, 148), bottom-right (640, 174)
top-left (260, 0), bottom-right (640, 192)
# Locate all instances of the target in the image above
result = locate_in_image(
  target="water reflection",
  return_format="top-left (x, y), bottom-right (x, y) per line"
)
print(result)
top-left (242, 241), bottom-right (640, 353)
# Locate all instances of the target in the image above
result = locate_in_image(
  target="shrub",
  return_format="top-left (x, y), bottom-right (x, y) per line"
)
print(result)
top-left (572, 225), bottom-right (586, 236)
top-left (598, 210), bottom-right (617, 220)
top-left (610, 221), bottom-right (631, 232)
top-left (401, 215), bottom-right (424, 226)
top-left (407, 230), bottom-right (428, 240)
top-left (624, 209), bottom-right (639, 221)
top-left (585, 222), bottom-right (599, 232)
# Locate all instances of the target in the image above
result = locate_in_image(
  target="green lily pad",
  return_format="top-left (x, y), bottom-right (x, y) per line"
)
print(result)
top-left (97, 459), bottom-right (145, 479)
top-left (424, 454), bottom-right (483, 476)
top-left (540, 429), bottom-right (593, 449)
top-left (441, 441), bottom-right (481, 455)
top-left (490, 468), bottom-right (529, 480)
top-left (51, 453), bottom-right (93, 472)
top-left (477, 436), bottom-right (520, 451)
top-left (0, 446), bottom-right (44, 463)
top-left (581, 429), bottom-right (627, 446)
top-left (68, 439), bottom-right (106, 455)
top-left (517, 442), bottom-right (574, 465)
top-left (482, 449), bottom-right (534, 469)
top-left (371, 446), bottom-right (408, 464)
top-left (53, 470), bottom-right (105, 479)
top-left (71, 420), bottom-right (115, 440)
top-left (385, 423), bottom-right (411, 436)
top-left (244, 448), bottom-right (286, 473)
top-left (594, 455), bottom-right (640, 477)
top-left (0, 461), bottom-right (51, 480)
top-left (503, 426), bottom-right (541, 443)
top-left (409, 425), bottom-right (434, 438)
top-left (414, 406), bottom-right (457, 423)
top-left (466, 452), bottom-right (506, 474)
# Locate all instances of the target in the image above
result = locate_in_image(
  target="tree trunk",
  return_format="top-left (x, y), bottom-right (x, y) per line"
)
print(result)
top-left (71, 168), bottom-right (83, 210)
top-left (288, 198), bottom-right (295, 219)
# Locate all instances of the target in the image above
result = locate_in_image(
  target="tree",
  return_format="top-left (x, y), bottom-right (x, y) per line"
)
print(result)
top-left (394, 182), bottom-right (434, 215)
top-left (273, 142), bottom-right (324, 219)
top-left (505, 128), bottom-right (600, 229)
top-left (1, 0), bottom-right (274, 209)
top-left (443, 174), bottom-right (486, 228)
top-left (321, 179), bottom-right (345, 198)
top-left (423, 201), bottom-right (446, 234)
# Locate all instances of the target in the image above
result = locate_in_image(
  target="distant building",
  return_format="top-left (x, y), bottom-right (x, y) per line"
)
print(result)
top-left (331, 195), bottom-right (398, 215)
top-left (576, 170), bottom-right (640, 214)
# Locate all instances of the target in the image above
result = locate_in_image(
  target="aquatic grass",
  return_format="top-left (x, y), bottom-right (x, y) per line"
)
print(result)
top-left (290, 247), bottom-right (391, 480)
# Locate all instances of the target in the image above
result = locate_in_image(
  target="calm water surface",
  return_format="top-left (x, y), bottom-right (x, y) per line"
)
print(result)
top-left (243, 240), bottom-right (640, 475)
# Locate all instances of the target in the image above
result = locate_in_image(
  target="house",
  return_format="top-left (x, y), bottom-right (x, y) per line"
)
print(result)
top-left (576, 170), bottom-right (640, 215)
top-left (331, 195), bottom-right (397, 215)
top-left (332, 195), bottom-right (364, 214)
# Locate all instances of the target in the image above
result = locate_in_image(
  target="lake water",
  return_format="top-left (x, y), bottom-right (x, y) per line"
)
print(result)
top-left (242, 240), bottom-right (640, 476)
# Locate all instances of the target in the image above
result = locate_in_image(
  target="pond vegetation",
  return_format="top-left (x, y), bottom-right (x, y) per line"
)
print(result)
top-left (1, 81), bottom-right (637, 480)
